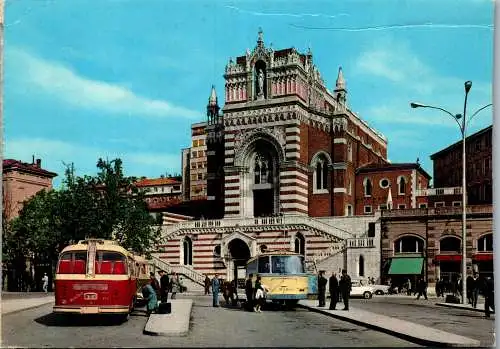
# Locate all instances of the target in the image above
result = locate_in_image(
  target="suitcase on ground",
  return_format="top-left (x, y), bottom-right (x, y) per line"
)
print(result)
top-left (158, 302), bottom-right (171, 314)
top-left (445, 294), bottom-right (460, 304)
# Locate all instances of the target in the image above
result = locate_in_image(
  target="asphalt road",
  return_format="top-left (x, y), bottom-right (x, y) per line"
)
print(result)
top-left (2, 295), bottom-right (418, 348)
top-left (351, 296), bottom-right (495, 347)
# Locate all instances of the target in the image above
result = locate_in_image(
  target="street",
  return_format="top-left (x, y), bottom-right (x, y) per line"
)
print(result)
top-left (2, 295), bottom-right (417, 348)
top-left (350, 296), bottom-right (495, 347)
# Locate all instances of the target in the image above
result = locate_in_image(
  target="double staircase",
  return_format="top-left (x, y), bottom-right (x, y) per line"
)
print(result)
top-left (149, 254), bottom-right (205, 288)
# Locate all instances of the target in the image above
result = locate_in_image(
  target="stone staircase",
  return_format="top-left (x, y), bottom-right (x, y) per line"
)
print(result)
top-left (149, 254), bottom-right (205, 287)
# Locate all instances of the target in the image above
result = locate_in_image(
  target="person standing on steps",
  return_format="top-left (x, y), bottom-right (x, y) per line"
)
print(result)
top-left (329, 271), bottom-right (339, 310)
top-left (339, 269), bottom-right (352, 311)
top-left (212, 273), bottom-right (220, 307)
top-left (317, 271), bottom-right (327, 307)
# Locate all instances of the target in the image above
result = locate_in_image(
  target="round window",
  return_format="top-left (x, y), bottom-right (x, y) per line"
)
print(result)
top-left (380, 178), bottom-right (390, 189)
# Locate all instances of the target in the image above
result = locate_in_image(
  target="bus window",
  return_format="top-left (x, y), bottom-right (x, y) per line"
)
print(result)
top-left (271, 256), bottom-right (304, 274)
top-left (247, 260), bottom-right (258, 275)
top-left (258, 256), bottom-right (270, 273)
top-left (57, 251), bottom-right (87, 274)
top-left (95, 251), bottom-right (127, 274)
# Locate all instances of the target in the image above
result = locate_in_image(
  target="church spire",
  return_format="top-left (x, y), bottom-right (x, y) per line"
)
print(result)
top-left (257, 27), bottom-right (264, 47)
top-left (334, 66), bottom-right (347, 112)
top-left (336, 66), bottom-right (346, 90)
top-left (207, 85), bottom-right (220, 125)
top-left (208, 85), bottom-right (218, 106)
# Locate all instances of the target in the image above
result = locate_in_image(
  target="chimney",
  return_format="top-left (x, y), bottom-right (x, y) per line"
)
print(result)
top-left (32, 155), bottom-right (35, 164)
top-left (36, 159), bottom-right (41, 168)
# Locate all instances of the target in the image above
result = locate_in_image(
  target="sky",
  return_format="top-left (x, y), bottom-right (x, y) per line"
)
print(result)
top-left (3, 0), bottom-right (494, 187)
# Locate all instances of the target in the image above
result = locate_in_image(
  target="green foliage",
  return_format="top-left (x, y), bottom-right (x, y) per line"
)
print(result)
top-left (4, 158), bottom-right (162, 264)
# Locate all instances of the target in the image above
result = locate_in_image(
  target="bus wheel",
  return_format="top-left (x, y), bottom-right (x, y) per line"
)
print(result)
top-left (284, 300), bottom-right (298, 309)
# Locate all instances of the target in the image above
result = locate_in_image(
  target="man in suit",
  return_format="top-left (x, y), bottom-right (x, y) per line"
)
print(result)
top-left (317, 271), bottom-right (328, 307)
top-left (339, 269), bottom-right (352, 311)
top-left (158, 270), bottom-right (169, 303)
top-left (212, 274), bottom-right (220, 307)
top-left (245, 274), bottom-right (254, 311)
top-left (329, 271), bottom-right (339, 310)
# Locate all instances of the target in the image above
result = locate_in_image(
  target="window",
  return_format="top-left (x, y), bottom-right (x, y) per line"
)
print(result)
top-left (440, 236), bottom-right (461, 253)
top-left (258, 256), bottom-right (271, 273)
top-left (477, 233), bottom-right (493, 252)
top-left (434, 202), bottom-right (445, 208)
top-left (394, 236), bottom-right (424, 253)
top-left (315, 161), bottom-right (328, 191)
top-left (213, 245), bottom-right (221, 257)
top-left (364, 205), bottom-right (372, 214)
top-left (368, 223), bottom-right (376, 237)
top-left (294, 233), bottom-right (305, 255)
top-left (197, 173), bottom-right (203, 180)
top-left (364, 178), bottom-right (372, 196)
top-left (199, 139), bottom-right (205, 146)
top-left (419, 203), bottom-right (428, 209)
top-left (95, 251), bottom-right (127, 275)
top-left (192, 140), bottom-right (198, 147)
top-left (358, 255), bottom-right (365, 277)
top-left (271, 255), bottom-right (304, 274)
top-left (191, 163), bottom-right (196, 169)
top-left (452, 201), bottom-right (462, 207)
top-left (191, 174), bottom-right (196, 181)
top-left (398, 204), bottom-right (406, 209)
top-left (398, 176), bottom-right (406, 195)
top-left (346, 205), bottom-right (353, 216)
top-left (183, 237), bottom-right (193, 265)
top-left (379, 178), bottom-right (390, 189)
top-left (57, 251), bottom-right (87, 274)
top-left (254, 155), bottom-right (270, 185)
top-left (379, 204), bottom-right (388, 210)
top-left (192, 151), bottom-right (197, 158)
top-left (484, 157), bottom-right (491, 175)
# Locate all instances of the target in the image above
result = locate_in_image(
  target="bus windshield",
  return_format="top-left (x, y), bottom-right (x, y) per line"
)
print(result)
top-left (271, 255), bottom-right (304, 274)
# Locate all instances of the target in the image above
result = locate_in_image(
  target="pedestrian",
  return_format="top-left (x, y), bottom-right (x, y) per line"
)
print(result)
top-left (142, 284), bottom-right (158, 315)
top-left (328, 271), bottom-right (339, 310)
top-left (483, 275), bottom-right (495, 318)
top-left (435, 279), bottom-right (441, 298)
top-left (170, 272), bottom-right (179, 299)
top-left (471, 272), bottom-right (480, 308)
top-left (149, 272), bottom-right (160, 299)
top-left (466, 275), bottom-right (474, 304)
top-left (317, 270), bottom-right (327, 307)
top-left (339, 269), bottom-right (351, 311)
top-left (204, 275), bottom-right (211, 295)
top-left (416, 277), bottom-right (428, 300)
top-left (407, 278), bottom-right (412, 296)
top-left (212, 274), bottom-right (220, 307)
top-left (42, 273), bottom-right (49, 293)
top-left (245, 273), bottom-right (254, 311)
top-left (254, 275), bottom-right (266, 313)
top-left (158, 270), bottom-right (169, 303)
top-left (456, 276), bottom-right (463, 298)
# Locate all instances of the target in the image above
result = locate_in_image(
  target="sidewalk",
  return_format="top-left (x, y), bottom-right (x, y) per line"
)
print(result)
top-left (436, 301), bottom-right (493, 314)
top-left (143, 299), bottom-right (193, 336)
top-left (298, 300), bottom-right (480, 347)
top-left (2, 293), bottom-right (55, 315)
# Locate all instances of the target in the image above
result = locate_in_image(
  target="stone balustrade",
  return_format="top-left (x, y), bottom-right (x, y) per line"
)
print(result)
top-left (415, 187), bottom-right (462, 197)
top-left (347, 237), bottom-right (375, 248)
top-left (381, 205), bottom-right (492, 218)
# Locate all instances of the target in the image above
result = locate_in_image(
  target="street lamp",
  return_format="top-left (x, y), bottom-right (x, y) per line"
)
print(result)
top-left (410, 81), bottom-right (492, 305)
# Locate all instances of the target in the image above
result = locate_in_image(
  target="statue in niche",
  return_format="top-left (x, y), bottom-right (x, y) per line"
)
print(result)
top-left (257, 69), bottom-right (265, 97)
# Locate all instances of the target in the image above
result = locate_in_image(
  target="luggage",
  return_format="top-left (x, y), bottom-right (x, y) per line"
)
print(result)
top-left (158, 301), bottom-right (171, 314)
top-left (445, 294), bottom-right (460, 304)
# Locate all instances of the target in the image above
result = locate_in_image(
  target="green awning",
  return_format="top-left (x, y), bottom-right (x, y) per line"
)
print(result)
top-left (388, 257), bottom-right (424, 275)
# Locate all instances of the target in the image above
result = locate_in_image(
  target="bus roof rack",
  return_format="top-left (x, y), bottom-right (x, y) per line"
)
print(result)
top-left (77, 239), bottom-right (117, 245)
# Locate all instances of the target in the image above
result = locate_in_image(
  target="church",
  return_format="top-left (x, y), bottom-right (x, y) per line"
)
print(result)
top-left (154, 30), bottom-right (430, 285)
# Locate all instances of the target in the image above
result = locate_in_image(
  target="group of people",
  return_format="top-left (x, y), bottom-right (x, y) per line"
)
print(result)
top-left (142, 270), bottom-right (182, 315)
top-left (317, 269), bottom-right (352, 311)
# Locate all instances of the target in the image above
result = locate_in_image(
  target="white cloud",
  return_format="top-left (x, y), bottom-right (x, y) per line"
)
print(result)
top-left (4, 138), bottom-right (182, 181)
top-left (6, 47), bottom-right (199, 119)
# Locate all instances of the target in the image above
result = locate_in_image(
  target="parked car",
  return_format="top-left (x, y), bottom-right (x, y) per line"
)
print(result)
top-left (371, 284), bottom-right (391, 295)
top-left (350, 281), bottom-right (374, 299)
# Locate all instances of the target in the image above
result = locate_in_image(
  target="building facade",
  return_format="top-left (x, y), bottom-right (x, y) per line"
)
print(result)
top-left (2, 158), bottom-right (57, 221)
top-left (135, 177), bottom-right (183, 213)
top-left (188, 122), bottom-right (208, 201)
top-left (380, 205), bottom-right (493, 289)
top-left (429, 125), bottom-right (492, 207)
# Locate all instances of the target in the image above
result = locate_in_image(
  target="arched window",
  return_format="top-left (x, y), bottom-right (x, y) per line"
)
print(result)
top-left (294, 233), bottom-right (305, 255)
top-left (398, 176), bottom-right (406, 195)
top-left (394, 235), bottom-right (424, 253)
top-left (213, 245), bottom-right (221, 257)
top-left (439, 236), bottom-right (461, 253)
top-left (254, 155), bottom-right (270, 185)
top-left (477, 233), bottom-right (493, 252)
top-left (364, 178), bottom-right (372, 196)
top-left (312, 153), bottom-right (331, 192)
top-left (359, 255), bottom-right (365, 277)
top-left (183, 237), bottom-right (193, 265)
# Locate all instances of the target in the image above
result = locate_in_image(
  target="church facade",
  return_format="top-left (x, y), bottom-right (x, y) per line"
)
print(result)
top-left (155, 30), bottom-right (429, 284)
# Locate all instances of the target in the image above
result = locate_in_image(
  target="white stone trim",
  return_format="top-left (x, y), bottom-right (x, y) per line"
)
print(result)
top-left (225, 189), bottom-right (240, 195)
top-left (334, 188), bottom-right (347, 193)
top-left (225, 133), bottom-right (235, 140)
top-left (280, 171), bottom-right (308, 180)
top-left (285, 143), bottom-right (300, 151)
top-left (225, 158), bottom-right (233, 164)
top-left (281, 202), bottom-right (308, 210)
top-left (285, 126), bottom-right (300, 134)
top-left (286, 135), bottom-right (300, 142)
top-left (280, 185), bottom-right (308, 195)
top-left (226, 175), bottom-right (240, 181)
top-left (281, 177), bottom-right (307, 185)
top-left (225, 120), bottom-right (293, 131)
top-left (225, 141), bottom-right (235, 148)
top-left (411, 170), bottom-right (417, 209)
top-left (279, 194), bottom-right (308, 203)
top-left (334, 138), bottom-right (347, 144)
top-left (224, 182), bottom-right (239, 188)
top-left (224, 149), bottom-right (235, 156)
top-left (225, 197), bottom-right (240, 204)
top-left (286, 151), bottom-right (301, 159)
top-left (313, 188), bottom-right (329, 195)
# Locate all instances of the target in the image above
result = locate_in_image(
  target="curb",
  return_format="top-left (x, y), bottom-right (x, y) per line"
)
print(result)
top-left (2, 299), bottom-right (55, 316)
top-left (436, 302), bottom-right (494, 314)
top-left (298, 304), bottom-right (480, 347)
top-left (143, 300), bottom-right (193, 337)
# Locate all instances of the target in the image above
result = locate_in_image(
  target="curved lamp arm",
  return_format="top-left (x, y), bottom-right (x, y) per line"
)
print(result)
top-left (466, 103), bottom-right (492, 127)
top-left (410, 103), bottom-right (462, 131)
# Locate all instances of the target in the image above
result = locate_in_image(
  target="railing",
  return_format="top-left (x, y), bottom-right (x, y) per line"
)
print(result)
top-left (149, 255), bottom-right (205, 286)
top-left (347, 238), bottom-right (375, 248)
top-left (163, 215), bottom-right (354, 240)
top-left (381, 205), bottom-right (493, 218)
top-left (415, 187), bottom-right (462, 197)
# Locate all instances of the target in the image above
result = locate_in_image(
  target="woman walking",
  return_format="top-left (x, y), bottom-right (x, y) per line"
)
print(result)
top-left (254, 275), bottom-right (267, 313)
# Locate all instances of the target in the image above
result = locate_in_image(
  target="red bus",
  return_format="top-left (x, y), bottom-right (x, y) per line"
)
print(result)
top-left (53, 239), bottom-right (150, 319)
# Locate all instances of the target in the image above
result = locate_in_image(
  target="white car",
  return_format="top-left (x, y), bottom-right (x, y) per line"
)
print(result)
top-left (350, 281), bottom-right (374, 299)
top-left (371, 284), bottom-right (391, 295)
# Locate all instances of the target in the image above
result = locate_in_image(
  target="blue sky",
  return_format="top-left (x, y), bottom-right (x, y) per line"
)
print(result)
top-left (4, 0), bottom-right (494, 187)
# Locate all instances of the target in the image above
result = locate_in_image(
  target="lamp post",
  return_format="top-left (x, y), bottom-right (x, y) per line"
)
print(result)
top-left (410, 81), bottom-right (491, 305)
